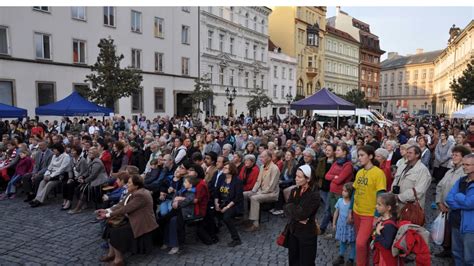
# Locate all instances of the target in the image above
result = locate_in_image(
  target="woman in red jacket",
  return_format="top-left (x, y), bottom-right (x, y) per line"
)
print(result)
top-left (238, 154), bottom-right (259, 192)
top-left (97, 140), bottom-right (112, 176)
top-left (374, 148), bottom-right (392, 191)
top-left (325, 143), bottom-right (354, 234)
top-left (0, 149), bottom-right (34, 199)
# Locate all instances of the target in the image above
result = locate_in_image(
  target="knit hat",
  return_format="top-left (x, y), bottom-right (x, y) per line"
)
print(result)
top-left (298, 165), bottom-right (312, 178)
top-left (375, 148), bottom-right (389, 159)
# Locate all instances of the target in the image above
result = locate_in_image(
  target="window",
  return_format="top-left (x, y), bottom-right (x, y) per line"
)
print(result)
top-left (208, 65), bottom-right (213, 83)
top-left (390, 72), bottom-right (394, 82)
top-left (261, 47), bottom-right (264, 61)
top-left (374, 72), bottom-right (378, 83)
top-left (252, 73), bottom-right (257, 88)
top-left (289, 69), bottom-right (293, 80)
top-left (429, 69), bottom-right (434, 80)
top-left (398, 71), bottom-right (403, 82)
top-left (34, 33), bottom-right (51, 60)
top-left (0, 81), bottom-right (14, 105)
top-left (398, 85), bottom-right (402, 96)
top-left (181, 25), bottom-right (190, 44)
top-left (404, 84), bottom-right (409, 95)
top-left (131, 10), bottom-right (142, 33)
top-left (414, 70), bottom-right (418, 80)
top-left (245, 72), bottom-right (249, 88)
top-left (245, 42), bottom-right (249, 58)
top-left (253, 45), bottom-right (257, 60)
top-left (229, 69), bottom-right (234, 86)
top-left (154, 52), bottom-right (164, 72)
top-left (297, 79), bottom-right (304, 96)
top-left (367, 88), bottom-right (372, 97)
top-left (298, 29), bottom-right (305, 44)
top-left (307, 56), bottom-right (313, 68)
top-left (289, 86), bottom-right (293, 97)
top-left (307, 32), bottom-right (317, 46)
top-left (154, 17), bottom-right (164, 38)
top-left (154, 88), bottom-right (165, 112)
top-left (368, 71), bottom-right (372, 82)
top-left (229, 7), bottom-right (234, 22)
top-left (282, 67), bottom-right (286, 79)
top-left (306, 83), bottom-right (312, 95)
top-left (261, 19), bottom-right (265, 33)
top-left (273, 66), bottom-right (278, 78)
top-left (71, 7), bottom-right (86, 20)
top-left (245, 13), bottom-right (249, 27)
top-left (273, 85), bottom-right (277, 98)
top-left (253, 16), bottom-right (257, 31)
top-left (72, 40), bottom-right (86, 64)
top-left (219, 7), bottom-right (223, 17)
top-left (181, 57), bottom-right (189, 75)
top-left (33, 6), bottom-right (50, 12)
top-left (229, 37), bottom-right (234, 55)
top-left (182, 7), bottom-right (190, 12)
top-left (361, 69), bottom-right (366, 80)
top-left (422, 69), bottom-right (426, 79)
top-left (219, 67), bottom-right (224, 85)
top-left (73, 83), bottom-right (89, 97)
top-left (0, 26), bottom-right (10, 55)
top-left (131, 49), bottom-right (141, 69)
top-left (103, 7), bottom-right (115, 27)
top-left (260, 75), bottom-right (264, 89)
top-left (413, 83), bottom-right (417, 95)
top-left (37, 82), bottom-right (55, 106)
top-left (406, 71), bottom-right (410, 81)
top-left (207, 30), bottom-right (213, 49)
top-left (281, 85), bottom-right (285, 99)
top-left (219, 34), bottom-right (224, 52)
top-left (131, 87), bottom-right (143, 112)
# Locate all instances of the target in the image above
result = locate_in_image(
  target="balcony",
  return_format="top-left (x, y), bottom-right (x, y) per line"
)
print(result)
top-left (306, 67), bottom-right (318, 79)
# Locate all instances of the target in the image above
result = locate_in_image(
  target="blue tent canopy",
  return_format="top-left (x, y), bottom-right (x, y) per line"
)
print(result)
top-left (290, 88), bottom-right (356, 111)
top-left (0, 103), bottom-right (27, 118)
top-left (35, 91), bottom-right (113, 116)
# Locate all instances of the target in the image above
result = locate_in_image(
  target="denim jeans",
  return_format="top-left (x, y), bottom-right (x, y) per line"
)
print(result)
top-left (320, 190), bottom-right (332, 232)
top-left (452, 227), bottom-right (474, 266)
top-left (164, 216), bottom-right (179, 248)
top-left (339, 241), bottom-right (356, 260)
top-left (6, 174), bottom-right (22, 195)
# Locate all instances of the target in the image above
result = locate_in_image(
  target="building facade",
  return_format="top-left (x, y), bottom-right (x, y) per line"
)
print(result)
top-left (324, 25), bottom-right (359, 95)
top-left (268, 6), bottom-right (326, 98)
top-left (380, 49), bottom-right (442, 115)
top-left (199, 6), bottom-right (271, 117)
top-left (267, 41), bottom-right (297, 118)
top-left (327, 7), bottom-right (384, 109)
top-left (0, 6), bottom-right (199, 118)
top-left (433, 20), bottom-right (474, 115)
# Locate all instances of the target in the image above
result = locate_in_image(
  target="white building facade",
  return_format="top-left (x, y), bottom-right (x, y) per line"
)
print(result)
top-left (0, 6), bottom-right (198, 118)
top-left (324, 25), bottom-right (359, 95)
top-left (267, 47), bottom-right (297, 118)
top-left (199, 6), bottom-right (272, 117)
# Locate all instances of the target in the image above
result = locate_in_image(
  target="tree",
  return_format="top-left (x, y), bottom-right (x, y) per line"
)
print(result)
top-left (189, 75), bottom-right (214, 118)
top-left (84, 38), bottom-right (143, 109)
top-left (337, 89), bottom-right (368, 108)
top-left (451, 59), bottom-right (474, 106)
top-left (247, 86), bottom-right (273, 117)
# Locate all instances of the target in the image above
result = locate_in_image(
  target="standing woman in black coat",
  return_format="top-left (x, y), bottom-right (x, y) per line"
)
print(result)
top-left (284, 164), bottom-right (320, 266)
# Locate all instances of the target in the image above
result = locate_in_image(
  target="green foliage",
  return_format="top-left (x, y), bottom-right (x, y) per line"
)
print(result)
top-left (189, 76), bottom-right (214, 116)
top-left (84, 38), bottom-right (143, 108)
top-left (330, 88), bottom-right (368, 108)
top-left (451, 59), bottom-right (474, 105)
top-left (247, 87), bottom-right (273, 117)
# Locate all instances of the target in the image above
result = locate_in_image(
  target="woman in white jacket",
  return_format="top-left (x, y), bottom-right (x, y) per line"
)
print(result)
top-left (30, 143), bottom-right (71, 207)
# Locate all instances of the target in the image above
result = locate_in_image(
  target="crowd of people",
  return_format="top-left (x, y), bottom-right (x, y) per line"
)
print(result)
top-left (0, 114), bottom-right (474, 266)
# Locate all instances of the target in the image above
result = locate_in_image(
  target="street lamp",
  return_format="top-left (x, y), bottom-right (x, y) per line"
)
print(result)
top-left (285, 92), bottom-right (293, 116)
top-left (225, 87), bottom-right (237, 117)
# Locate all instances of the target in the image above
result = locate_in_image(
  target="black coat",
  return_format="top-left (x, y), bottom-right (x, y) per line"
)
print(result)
top-left (284, 186), bottom-right (320, 237)
top-left (130, 150), bottom-right (146, 174)
top-left (214, 176), bottom-right (244, 214)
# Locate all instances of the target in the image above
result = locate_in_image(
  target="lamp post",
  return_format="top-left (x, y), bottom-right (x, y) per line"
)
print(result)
top-left (225, 87), bottom-right (237, 117)
top-left (285, 92), bottom-right (293, 117)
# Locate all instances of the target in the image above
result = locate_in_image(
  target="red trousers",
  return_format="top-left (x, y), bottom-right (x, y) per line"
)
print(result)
top-left (353, 212), bottom-right (374, 266)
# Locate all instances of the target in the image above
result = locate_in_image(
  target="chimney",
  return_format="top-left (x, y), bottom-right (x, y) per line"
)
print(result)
top-left (336, 6), bottom-right (340, 14)
top-left (387, 52), bottom-right (398, 60)
top-left (416, 48), bottom-right (424, 54)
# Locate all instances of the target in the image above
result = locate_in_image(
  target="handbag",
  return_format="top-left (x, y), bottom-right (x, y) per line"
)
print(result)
top-left (399, 188), bottom-right (425, 226)
top-left (276, 223), bottom-right (289, 248)
top-left (106, 215), bottom-right (128, 227)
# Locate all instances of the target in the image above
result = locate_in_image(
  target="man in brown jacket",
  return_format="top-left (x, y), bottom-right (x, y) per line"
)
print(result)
top-left (243, 150), bottom-right (280, 232)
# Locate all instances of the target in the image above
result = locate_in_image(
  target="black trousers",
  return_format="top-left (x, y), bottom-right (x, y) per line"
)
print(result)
top-left (288, 232), bottom-right (317, 266)
top-left (217, 206), bottom-right (240, 241)
top-left (62, 179), bottom-right (77, 201)
top-left (433, 166), bottom-right (449, 182)
top-left (21, 173), bottom-right (42, 195)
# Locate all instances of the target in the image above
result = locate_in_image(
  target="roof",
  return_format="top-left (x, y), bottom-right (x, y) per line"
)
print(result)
top-left (326, 16), bottom-right (336, 27)
top-left (290, 88), bottom-right (356, 111)
top-left (268, 39), bottom-right (278, 52)
top-left (381, 50), bottom-right (443, 69)
top-left (326, 25), bottom-right (359, 44)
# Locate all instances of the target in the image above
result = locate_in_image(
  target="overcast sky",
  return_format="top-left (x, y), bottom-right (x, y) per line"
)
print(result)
top-left (326, 6), bottom-right (474, 60)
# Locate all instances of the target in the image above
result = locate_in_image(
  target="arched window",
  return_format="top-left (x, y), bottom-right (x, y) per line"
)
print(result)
top-left (297, 79), bottom-right (304, 96)
top-left (306, 82), bottom-right (313, 95)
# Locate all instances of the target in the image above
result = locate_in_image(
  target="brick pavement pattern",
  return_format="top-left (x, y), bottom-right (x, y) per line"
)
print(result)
top-left (0, 184), bottom-right (452, 265)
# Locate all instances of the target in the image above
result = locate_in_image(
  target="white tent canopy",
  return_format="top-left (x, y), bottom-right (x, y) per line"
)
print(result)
top-left (452, 105), bottom-right (474, 119)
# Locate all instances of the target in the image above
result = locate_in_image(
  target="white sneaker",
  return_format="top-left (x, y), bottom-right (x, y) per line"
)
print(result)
top-left (160, 244), bottom-right (168, 250)
top-left (168, 247), bottom-right (179, 255)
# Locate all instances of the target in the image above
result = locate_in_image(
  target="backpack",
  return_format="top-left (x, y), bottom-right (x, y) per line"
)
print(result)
top-left (391, 222), bottom-right (431, 266)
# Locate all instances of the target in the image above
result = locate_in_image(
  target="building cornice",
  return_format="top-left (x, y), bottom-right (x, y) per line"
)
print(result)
top-left (202, 10), bottom-right (269, 40)
top-left (0, 55), bottom-right (198, 80)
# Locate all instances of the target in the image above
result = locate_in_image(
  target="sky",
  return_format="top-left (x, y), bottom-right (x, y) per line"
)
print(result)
top-left (326, 6), bottom-right (474, 60)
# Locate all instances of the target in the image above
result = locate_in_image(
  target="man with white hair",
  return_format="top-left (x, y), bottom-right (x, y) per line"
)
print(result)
top-left (305, 136), bottom-right (315, 149)
top-left (222, 143), bottom-right (234, 161)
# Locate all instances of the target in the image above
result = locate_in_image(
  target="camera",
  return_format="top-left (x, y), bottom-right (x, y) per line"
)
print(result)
top-left (392, 185), bottom-right (400, 195)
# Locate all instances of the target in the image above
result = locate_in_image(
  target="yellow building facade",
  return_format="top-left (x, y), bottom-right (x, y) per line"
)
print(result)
top-left (268, 6), bottom-right (326, 98)
top-left (433, 20), bottom-right (474, 115)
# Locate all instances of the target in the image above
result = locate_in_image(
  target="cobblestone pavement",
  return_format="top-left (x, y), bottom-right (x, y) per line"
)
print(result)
top-left (0, 184), bottom-right (452, 265)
